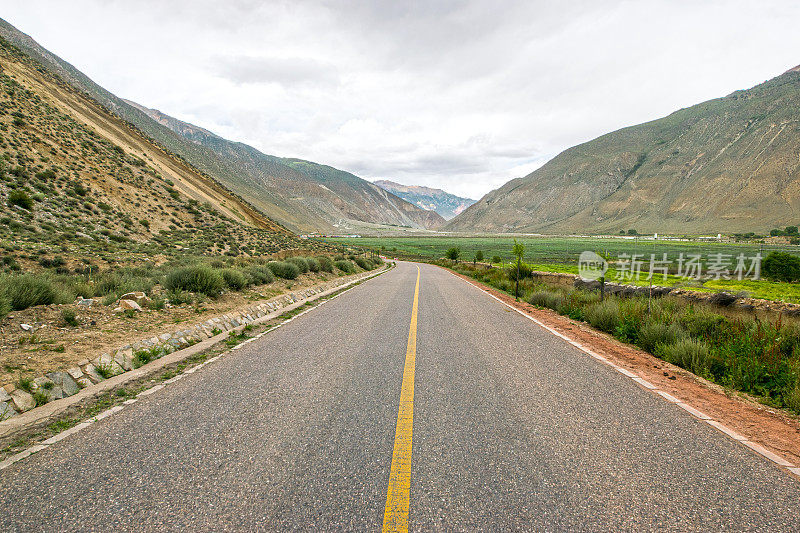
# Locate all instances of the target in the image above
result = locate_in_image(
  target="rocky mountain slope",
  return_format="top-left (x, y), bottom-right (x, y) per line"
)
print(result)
top-left (447, 66), bottom-right (800, 234)
top-left (373, 180), bottom-right (475, 220)
top-left (126, 102), bottom-right (444, 233)
top-left (0, 35), bottom-right (303, 258)
top-left (0, 18), bottom-right (442, 234)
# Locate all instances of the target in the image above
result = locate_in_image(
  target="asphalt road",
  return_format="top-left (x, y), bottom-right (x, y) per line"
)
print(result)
top-left (2, 261), bottom-right (800, 531)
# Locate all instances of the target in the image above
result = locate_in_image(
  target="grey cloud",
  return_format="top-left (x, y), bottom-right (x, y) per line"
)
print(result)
top-left (213, 55), bottom-right (339, 87)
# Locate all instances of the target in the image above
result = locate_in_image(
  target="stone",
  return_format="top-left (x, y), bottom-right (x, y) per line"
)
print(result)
top-left (93, 353), bottom-right (124, 377)
top-left (160, 333), bottom-right (172, 342)
top-left (0, 388), bottom-right (10, 403)
top-left (75, 297), bottom-right (94, 307)
top-left (82, 363), bottom-right (104, 383)
top-left (66, 367), bottom-right (84, 380)
top-left (33, 376), bottom-right (64, 401)
top-left (10, 389), bottom-right (35, 412)
top-left (117, 299), bottom-right (142, 312)
top-left (119, 292), bottom-right (150, 306)
top-left (0, 401), bottom-right (18, 421)
top-left (20, 323), bottom-right (33, 331)
top-left (76, 377), bottom-right (93, 388)
top-left (46, 371), bottom-right (80, 397)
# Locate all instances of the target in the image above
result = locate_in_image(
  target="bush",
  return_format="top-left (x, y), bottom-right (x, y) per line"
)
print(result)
top-left (334, 259), bottom-right (356, 274)
top-left (61, 308), bottom-right (79, 327)
top-left (164, 265), bottom-right (224, 297)
top-left (0, 295), bottom-right (9, 319)
top-left (243, 265), bottom-right (275, 285)
top-left (3, 274), bottom-right (57, 310)
top-left (316, 256), bottom-right (334, 272)
top-left (529, 289), bottom-right (563, 310)
top-left (636, 321), bottom-right (686, 353)
top-left (7, 190), bottom-right (33, 210)
top-left (305, 257), bottom-right (320, 272)
top-left (491, 255), bottom-right (502, 264)
top-left (221, 268), bottom-right (249, 291)
top-left (660, 338), bottom-right (711, 376)
top-left (286, 257), bottom-right (309, 274)
top-left (584, 299), bottom-right (621, 334)
top-left (166, 289), bottom-right (194, 305)
top-left (354, 257), bottom-right (372, 270)
top-left (267, 261), bottom-right (300, 280)
top-left (763, 252), bottom-right (800, 282)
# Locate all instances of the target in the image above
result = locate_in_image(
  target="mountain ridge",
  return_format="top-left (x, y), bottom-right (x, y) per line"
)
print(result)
top-left (373, 179), bottom-right (475, 220)
top-left (446, 66), bottom-right (800, 234)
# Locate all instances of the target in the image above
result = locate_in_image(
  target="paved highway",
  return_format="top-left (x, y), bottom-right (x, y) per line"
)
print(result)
top-left (2, 261), bottom-right (800, 531)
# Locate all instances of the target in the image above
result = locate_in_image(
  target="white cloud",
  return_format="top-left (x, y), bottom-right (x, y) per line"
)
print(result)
top-left (2, 0), bottom-right (800, 200)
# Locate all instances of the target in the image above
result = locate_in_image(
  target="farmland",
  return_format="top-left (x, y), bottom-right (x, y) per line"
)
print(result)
top-left (323, 235), bottom-right (800, 303)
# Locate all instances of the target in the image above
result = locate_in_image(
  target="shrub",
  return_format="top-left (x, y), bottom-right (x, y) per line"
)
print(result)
top-left (305, 257), bottom-right (320, 272)
top-left (243, 265), bottom-right (275, 285)
top-left (334, 259), bottom-right (356, 274)
top-left (286, 257), bottom-right (309, 274)
top-left (316, 256), bottom-right (334, 272)
top-left (354, 257), bottom-right (372, 270)
top-left (61, 308), bottom-right (79, 327)
top-left (584, 299), bottom-right (621, 334)
top-left (528, 289), bottom-right (563, 310)
top-left (221, 268), bottom-right (249, 291)
top-left (164, 265), bottom-right (224, 297)
top-left (166, 289), bottom-right (193, 305)
top-left (445, 247), bottom-right (461, 261)
top-left (8, 190), bottom-right (33, 210)
top-left (636, 321), bottom-right (686, 353)
top-left (267, 261), bottom-right (300, 280)
top-left (763, 252), bottom-right (800, 282)
top-left (3, 274), bottom-right (57, 310)
top-left (660, 338), bottom-right (711, 376)
top-left (491, 255), bottom-right (502, 264)
top-left (0, 295), bottom-right (9, 319)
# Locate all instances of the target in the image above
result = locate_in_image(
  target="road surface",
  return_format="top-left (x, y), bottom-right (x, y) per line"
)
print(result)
top-left (2, 261), bottom-right (799, 531)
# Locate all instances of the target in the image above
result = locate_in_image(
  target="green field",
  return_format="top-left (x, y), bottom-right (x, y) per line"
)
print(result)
top-left (322, 236), bottom-right (800, 303)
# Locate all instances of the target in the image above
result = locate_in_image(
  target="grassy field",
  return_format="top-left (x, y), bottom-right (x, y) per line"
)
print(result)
top-left (323, 235), bottom-right (800, 303)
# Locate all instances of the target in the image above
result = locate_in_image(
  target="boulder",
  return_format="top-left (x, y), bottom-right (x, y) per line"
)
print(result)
top-left (66, 366), bottom-right (84, 380)
top-left (0, 388), bottom-right (10, 403)
top-left (20, 323), bottom-right (33, 332)
top-left (0, 401), bottom-right (18, 421)
top-left (81, 363), bottom-right (104, 384)
top-left (75, 297), bottom-right (94, 307)
top-left (117, 299), bottom-right (143, 312)
top-left (119, 292), bottom-right (151, 306)
top-left (10, 389), bottom-right (35, 412)
top-left (46, 371), bottom-right (80, 397)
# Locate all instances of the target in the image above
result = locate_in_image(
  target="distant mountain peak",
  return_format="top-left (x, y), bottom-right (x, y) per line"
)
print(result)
top-left (374, 180), bottom-right (475, 220)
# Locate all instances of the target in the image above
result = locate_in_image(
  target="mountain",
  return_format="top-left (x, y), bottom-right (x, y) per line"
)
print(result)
top-left (373, 180), bottom-right (475, 220)
top-left (125, 102), bottom-right (445, 233)
top-left (0, 18), bottom-right (442, 234)
top-left (0, 35), bottom-right (302, 257)
top-left (446, 67), bottom-right (800, 235)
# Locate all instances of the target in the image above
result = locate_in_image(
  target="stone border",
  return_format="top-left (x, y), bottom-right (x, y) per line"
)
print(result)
top-left (0, 265), bottom-right (391, 433)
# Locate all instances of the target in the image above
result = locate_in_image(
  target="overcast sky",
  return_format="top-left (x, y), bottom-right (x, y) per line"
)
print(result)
top-left (3, 1), bottom-right (800, 199)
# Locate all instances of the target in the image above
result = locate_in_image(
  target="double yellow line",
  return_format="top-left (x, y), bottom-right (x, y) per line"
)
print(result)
top-left (382, 266), bottom-right (420, 532)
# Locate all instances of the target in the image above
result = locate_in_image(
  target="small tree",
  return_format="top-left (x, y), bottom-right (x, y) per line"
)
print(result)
top-left (473, 250), bottom-right (484, 265)
top-left (8, 190), bottom-right (33, 211)
top-left (445, 247), bottom-right (461, 262)
top-left (512, 239), bottom-right (525, 300)
top-left (491, 255), bottom-right (502, 264)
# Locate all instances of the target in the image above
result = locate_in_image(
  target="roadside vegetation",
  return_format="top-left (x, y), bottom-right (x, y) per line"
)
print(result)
top-left (439, 259), bottom-right (800, 415)
top-left (325, 236), bottom-right (800, 302)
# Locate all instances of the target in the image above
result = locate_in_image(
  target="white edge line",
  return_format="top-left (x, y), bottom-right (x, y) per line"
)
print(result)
top-left (443, 266), bottom-right (799, 477)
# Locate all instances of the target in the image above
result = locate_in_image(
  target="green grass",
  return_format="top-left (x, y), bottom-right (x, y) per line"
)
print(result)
top-left (325, 236), bottom-right (800, 303)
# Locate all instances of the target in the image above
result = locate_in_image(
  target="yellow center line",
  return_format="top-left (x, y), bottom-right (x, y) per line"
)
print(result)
top-left (382, 265), bottom-right (420, 532)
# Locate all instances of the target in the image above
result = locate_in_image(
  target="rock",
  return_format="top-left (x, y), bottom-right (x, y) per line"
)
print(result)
top-left (119, 292), bottom-right (151, 306)
top-left (93, 353), bottom-right (124, 376)
top-left (33, 376), bottom-right (64, 401)
top-left (46, 371), bottom-right (80, 397)
top-left (0, 388), bottom-right (11, 403)
top-left (114, 348), bottom-right (134, 371)
top-left (76, 377), bottom-right (93, 388)
top-left (66, 366), bottom-right (84, 380)
top-left (81, 363), bottom-right (104, 383)
top-left (160, 333), bottom-right (172, 342)
top-left (75, 297), bottom-right (94, 307)
top-left (20, 323), bottom-right (33, 332)
top-left (0, 401), bottom-right (18, 421)
top-left (710, 292), bottom-right (737, 307)
top-left (10, 389), bottom-right (35, 412)
top-left (117, 299), bottom-right (142, 312)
